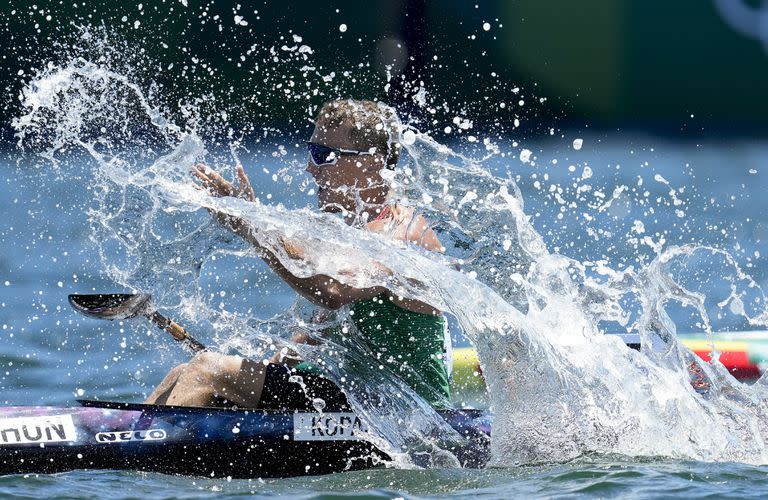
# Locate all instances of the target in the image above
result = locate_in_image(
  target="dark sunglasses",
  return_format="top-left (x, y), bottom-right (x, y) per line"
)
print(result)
top-left (307, 142), bottom-right (375, 166)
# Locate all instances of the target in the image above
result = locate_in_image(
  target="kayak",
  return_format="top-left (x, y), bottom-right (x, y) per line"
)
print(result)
top-left (10, 295), bottom-right (756, 478)
top-left (0, 400), bottom-right (491, 478)
top-left (3, 331), bottom-right (763, 478)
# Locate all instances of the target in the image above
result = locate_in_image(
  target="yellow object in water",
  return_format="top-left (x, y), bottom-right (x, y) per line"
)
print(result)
top-left (450, 347), bottom-right (486, 404)
top-left (449, 335), bottom-right (768, 405)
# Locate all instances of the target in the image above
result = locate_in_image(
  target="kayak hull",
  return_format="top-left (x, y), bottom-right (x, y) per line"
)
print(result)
top-left (0, 401), bottom-right (490, 478)
top-left (3, 435), bottom-right (386, 478)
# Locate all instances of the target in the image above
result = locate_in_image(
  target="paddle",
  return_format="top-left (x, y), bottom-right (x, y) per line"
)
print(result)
top-left (68, 293), bottom-right (207, 353)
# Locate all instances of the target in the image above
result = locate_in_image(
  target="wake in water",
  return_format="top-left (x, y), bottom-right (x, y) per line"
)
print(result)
top-left (11, 31), bottom-right (768, 468)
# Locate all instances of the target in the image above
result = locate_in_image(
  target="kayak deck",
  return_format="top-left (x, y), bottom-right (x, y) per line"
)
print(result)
top-left (0, 401), bottom-right (490, 478)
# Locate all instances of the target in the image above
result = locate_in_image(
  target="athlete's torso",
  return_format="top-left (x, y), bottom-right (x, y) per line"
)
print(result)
top-left (349, 293), bottom-right (451, 406)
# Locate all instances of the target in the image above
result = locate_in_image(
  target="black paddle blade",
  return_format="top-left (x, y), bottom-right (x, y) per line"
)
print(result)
top-left (68, 294), bottom-right (152, 320)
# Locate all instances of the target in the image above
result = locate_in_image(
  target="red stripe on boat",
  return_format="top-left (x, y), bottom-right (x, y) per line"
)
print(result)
top-left (694, 350), bottom-right (761, 380)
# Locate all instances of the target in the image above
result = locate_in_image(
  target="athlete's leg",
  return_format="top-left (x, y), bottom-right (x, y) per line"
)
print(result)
top-left (144, 351), bottom-right (268, 407)
top-left (144, 363), bottom-right (187, 404)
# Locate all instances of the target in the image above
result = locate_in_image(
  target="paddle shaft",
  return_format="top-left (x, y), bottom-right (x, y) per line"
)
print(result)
top-left (146, 311), bottom-right (207, 353)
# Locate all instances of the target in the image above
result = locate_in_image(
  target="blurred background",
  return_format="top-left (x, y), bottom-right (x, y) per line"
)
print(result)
top-left (2, 0), bottom-right (768, 134)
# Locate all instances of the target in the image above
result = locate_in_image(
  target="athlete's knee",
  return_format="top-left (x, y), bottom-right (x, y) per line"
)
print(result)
top-left (179, 352), bottom-right (217, 382)
top-left (167, 362), bottom-right (188, 378)
top-left (187, 351), bottom-right (243, 380)
top-left (188, 351), bottom-right (220, 368)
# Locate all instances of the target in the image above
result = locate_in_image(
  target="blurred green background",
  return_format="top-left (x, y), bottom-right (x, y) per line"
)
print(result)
top-left (2, 0), bottom-right (768, 135)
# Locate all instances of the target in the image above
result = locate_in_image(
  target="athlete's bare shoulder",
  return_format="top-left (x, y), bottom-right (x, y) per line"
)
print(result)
top-left (366, 205), bottom-right (444, 253)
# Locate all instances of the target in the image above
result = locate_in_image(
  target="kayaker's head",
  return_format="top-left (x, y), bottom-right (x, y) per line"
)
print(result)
top-left (306, 99), bottom-right (401, 220)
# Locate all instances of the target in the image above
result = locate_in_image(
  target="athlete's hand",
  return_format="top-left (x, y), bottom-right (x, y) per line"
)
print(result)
top-left (192, 163), bottom-right (255, 202)
top-left (192, 163), bottom-right (255, 235)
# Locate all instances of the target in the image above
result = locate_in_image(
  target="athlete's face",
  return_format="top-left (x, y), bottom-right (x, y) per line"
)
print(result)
top-left (306, 122), bottom-right (390, 215)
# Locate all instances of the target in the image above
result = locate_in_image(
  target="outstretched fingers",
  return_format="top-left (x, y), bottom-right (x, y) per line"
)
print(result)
top-left (236, 164), bottom-right (255, 201)
top-left (193, 164), bottom-right (236, 197)
top-left (191, 163), bottom-right (255, 201)
top-left (192, 164), bottom-right (218, 195)
top-left (192, 170), bottom-right (215, 193)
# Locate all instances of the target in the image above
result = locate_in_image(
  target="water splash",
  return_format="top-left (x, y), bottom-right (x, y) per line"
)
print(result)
top-left (12, 41), bottom-right (768, 469)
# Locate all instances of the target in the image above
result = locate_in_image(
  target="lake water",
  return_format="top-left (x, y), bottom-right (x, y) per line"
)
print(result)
top-left (2, 134), bottom-right (768, 498)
